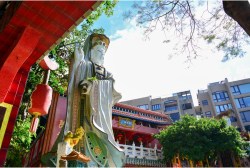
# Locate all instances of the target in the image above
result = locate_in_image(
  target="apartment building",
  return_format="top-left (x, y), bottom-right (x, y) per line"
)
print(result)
top-left (197, 78), bottom-right (250, 132)
top-left (121, 90), bottom-right (196, 122)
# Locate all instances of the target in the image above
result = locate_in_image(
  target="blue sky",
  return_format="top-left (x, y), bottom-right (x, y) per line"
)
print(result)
top-left (91, 1), bottom-right (250, 105)
top-left (92, 1), bottom-right (135, 37)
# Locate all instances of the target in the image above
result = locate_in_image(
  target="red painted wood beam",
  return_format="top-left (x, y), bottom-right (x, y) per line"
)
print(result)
top-left (0, 26), bottom-right (41, 103)
top-left (0, 26), bottom-right (41, 166)
top-left (0, 68), bottom-right (30, 166)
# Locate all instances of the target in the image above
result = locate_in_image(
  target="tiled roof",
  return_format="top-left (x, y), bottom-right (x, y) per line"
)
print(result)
top-left (113, 103), bottom-right (172, 125)
top-left (113, 109), bottom-right (171, 125)
top-left (116, 103), bottom-right (169, 118)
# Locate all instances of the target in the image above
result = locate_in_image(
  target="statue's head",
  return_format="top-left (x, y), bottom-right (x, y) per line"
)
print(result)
top-left (91, 33), bottom-right (110, 49)
top-left (90, 33), bottom-right (110, 66)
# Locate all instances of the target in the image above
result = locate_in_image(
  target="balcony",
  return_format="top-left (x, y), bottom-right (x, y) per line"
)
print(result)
top-left (118, 142), bottom-right (163, 160)
top-left (118, 142), bottom-right (166, 166)
top-left (198, 89), bottom-right (208, 93)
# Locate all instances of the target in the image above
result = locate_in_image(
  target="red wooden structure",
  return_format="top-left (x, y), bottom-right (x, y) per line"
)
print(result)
top-left (0, 1), bottom-right (100, 165)
top-left (112, 103), bottom-right (171, 148)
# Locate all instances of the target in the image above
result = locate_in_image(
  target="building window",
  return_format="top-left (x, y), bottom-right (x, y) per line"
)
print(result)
top-left (164, 100), bottom-right (177, 104)
top-left (240, 111), bottom-right (250, 123)
top-left (230, 116), bottom-right (237, 122)
top-left (196, 112), bottom-right (202, 116)
top-left (231, 85), bottom-right (241, 95)
top-left (202, 100), bottom-right (208, 106)
top-left (152, 104), bottom-right (161, 111)
top-left (205, 111), bottom-right (212, 118)
top-left (182, 103), bottom-right (192, 110)
top-left (165, 105), bottom-right (178, 112)
top-left (215, 104), bottom-right (232, 114)
top-left (169, 112), bottom-right (180, 122)
top-left (177, 92), bottom-right (192, 100)
top-left (231, 83), bottom-right (250, 95)
top-left (235, 96), bottom-right (250, 108)
top-left (212, 91), bottom-right (229, 102)
top-left (245, 125), bottom-right (250, 131)
top-left (164, 100), bottom-right (178, 112)
top-left (137, 104), bottom-right (149, 110)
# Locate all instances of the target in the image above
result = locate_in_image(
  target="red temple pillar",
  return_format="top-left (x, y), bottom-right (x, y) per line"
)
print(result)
top-left (0, 26), bottom-right (41, 166)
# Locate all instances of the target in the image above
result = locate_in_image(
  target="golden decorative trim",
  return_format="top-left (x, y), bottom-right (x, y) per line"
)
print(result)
top-left (0, 102), bottom-right (13, 148)
top-left (118, 117), bottom-right (135, 129)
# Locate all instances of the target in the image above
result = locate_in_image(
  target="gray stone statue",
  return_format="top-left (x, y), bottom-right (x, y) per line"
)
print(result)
top-left (64, 33), bottom-right (124, 167)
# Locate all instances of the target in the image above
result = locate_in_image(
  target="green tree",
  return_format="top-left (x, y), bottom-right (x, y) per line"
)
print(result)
top-left (154, 115), bottom-right (249, 166)
top-left (5, 116), bottom-right (35, 167)
top-left (124, 0), bottom-right (250, 62)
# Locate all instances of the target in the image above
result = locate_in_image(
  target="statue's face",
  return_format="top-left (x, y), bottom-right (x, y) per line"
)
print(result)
top-left (90, 40), bottom-right (107, 66)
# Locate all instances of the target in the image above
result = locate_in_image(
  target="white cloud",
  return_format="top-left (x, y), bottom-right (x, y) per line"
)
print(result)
top-left (104, 17), bottom-right (250, 105)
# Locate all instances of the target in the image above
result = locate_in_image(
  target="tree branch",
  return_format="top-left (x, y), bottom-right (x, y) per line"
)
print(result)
top-left (223, 0), bottom-right (250, 36)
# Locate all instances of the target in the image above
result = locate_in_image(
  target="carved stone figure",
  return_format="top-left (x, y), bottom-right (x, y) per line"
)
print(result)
top-left (42, 33), bottom-right (124, 167)
top-left (64, 33), bottom-right (124, 167)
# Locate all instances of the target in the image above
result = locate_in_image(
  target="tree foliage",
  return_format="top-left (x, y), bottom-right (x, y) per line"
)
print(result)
top-left (5, 116), bottom-right (35, 167)
top-left (154, 115), bottom-right (249, 165)
top-left (124, 0), bottom-right (250, 62)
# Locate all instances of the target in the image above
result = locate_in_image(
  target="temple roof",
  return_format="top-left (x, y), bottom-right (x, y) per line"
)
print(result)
top-left (116, 103), bottom-right (169, 118)
top-left (113, 103), bottom-right (172, 125)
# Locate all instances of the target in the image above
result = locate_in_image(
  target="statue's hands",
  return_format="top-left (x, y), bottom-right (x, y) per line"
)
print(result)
top-left (80, 80), bottom-right (92, 95)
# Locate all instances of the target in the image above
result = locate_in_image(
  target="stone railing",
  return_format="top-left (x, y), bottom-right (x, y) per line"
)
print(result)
top-left (125, 157), bottom-right (166, 167)
top-left (118, 142), bottom-right (166, 167)
top-left (118, 142), bottom-right (163, 160)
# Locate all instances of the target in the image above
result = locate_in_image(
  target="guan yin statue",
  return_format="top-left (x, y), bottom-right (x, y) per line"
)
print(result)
top-left (42, 33), bottom-right (125, 167)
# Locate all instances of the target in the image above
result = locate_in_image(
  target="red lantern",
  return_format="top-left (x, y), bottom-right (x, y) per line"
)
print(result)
top-left (117, 133), bottom-right (123, 141)
top-left (28, 84), bottom-right (52, 133)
